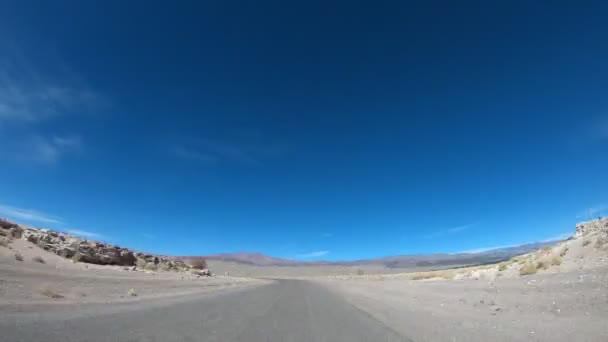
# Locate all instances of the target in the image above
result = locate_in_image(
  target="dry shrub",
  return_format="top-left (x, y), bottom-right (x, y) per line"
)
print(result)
top-left (189, 258), bottom-right (207, 270)
top-left (583, 239), bottom-right (591, 247)
top-left (136, 258), bottom-right (147, 269)
top-left (536, 260), bottom-right (550, 270)
top-left (14, 253), bottom-right (23, 261)
top-left (32, 256), bottom-right (46, 264)
top-left (559, 246), bottom-right (569, 257)
top-left (144, 262), bottom-right (158, 271)
top-left (519, 262), bottom-right (537, 275)
top-left (411, 271), bottom-right (454, 280)
top-left (72, 251), bottom-right (82, 263)
top-left (128, 288), bottom-right (137, 297)
top-left (0, 237), bottom-right (10, 247)
top-left (40, 286), bottom-right (64, 299)
top-left (498, 263), bottom-right (508, 272)
top-left (550, 255), bottom-right (562, 266)
top-left (595, 234), bottom-right (608, 249)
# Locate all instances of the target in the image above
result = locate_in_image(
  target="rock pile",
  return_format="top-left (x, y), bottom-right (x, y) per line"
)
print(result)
top-left (0, 218), bottom-right (211, 275)
top-left (575, 217), bottom-right (608, 238)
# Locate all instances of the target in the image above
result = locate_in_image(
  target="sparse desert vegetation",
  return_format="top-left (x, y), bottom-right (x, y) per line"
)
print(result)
top-left (14, 252), bottom-right (23, 261)
top-left (411, 270), bottom-right (455, 280)
top-left (595, 234), bottom-right (608, 248)
top-left (551, 255), bottom-right (562, 266)
top-left (189, 258), bottom-right (208, 270)
top-left (32, 255), bottom-right (45, 264)
top-left (0, 237), bottom-right (10, 247)
top-left (40, 286), bottom-right (64, 299)
top-left (519, 262), bottom-right (537, 275)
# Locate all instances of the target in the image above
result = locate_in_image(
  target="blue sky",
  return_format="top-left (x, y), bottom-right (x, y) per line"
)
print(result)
top-left (0, 1), bottom-right (606, 261)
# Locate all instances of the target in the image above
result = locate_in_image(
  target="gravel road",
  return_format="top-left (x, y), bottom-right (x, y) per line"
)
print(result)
top-left (1, 279), bottom-right (409, 342)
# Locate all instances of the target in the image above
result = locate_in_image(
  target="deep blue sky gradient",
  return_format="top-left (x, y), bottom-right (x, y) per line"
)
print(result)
top-left (0, 1), bottom-right (606, 260)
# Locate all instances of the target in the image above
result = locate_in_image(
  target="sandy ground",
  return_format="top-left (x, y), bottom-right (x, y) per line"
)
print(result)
top-left (2, 221), bottom-right (607, 341)
top-left (0, 238), bottom-right (267, 307)
top-left (313, 233), bottom-right (608, 342)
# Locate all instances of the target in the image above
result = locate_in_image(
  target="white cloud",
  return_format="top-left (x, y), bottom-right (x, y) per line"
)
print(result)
top-left (20, 134), bottom-right (82, 163)
top-left (66, 229), bottom-right (102, 239)
top-left (424, 222), bottom-right (477, 239)
top-left (461, 232), bottom-right (571, 254)
top-left (0, 57), bottom-right (102, 123)
top-left (296, 250), bottom-right (330, 258)
top-left (541, 232), bottom-right (571, 242)
top-left (0, 204), bottom-right (63, 224)
top-left (460, 244), bottom-right (518, 254)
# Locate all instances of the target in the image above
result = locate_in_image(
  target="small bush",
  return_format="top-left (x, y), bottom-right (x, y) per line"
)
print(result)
top-left (189, 258), bottom-right (207, 270)
top-left (550, 255), bottom-right (562, 266)
top-left (136, 258), bottom-right (147, 269)
top-left (583, 240), bottom-right (591, 247)
top-left (73, 252), bottom-right (84, 263)
top-left (519, 263), bottom-right (537, 275)
top-left (32, 256), bottom-right (46, 264)
top-left (356, 269), bottom-right (365, 276)
top-left (541, 246), bottom-right (552, 254)
top-left (40, 287), bottom-right (64, 299)
top-left (144, 262), bottom-right (158, 271)
top-left (498, 263), bottom-right (508, 272)
top-left (536, 260), bottom-right (549, 270)
top-left (411, 271), bottom-right (454, 280)
top-left (128, 288), bottom-right (137, 297)
top-left (559, 246), bottom-right (569, 257)
top-left (14, 253), bottom-right (23, 261)
top-left (0, 237), bottom-right (9, 247)
top-left (595, 235), bottom-right (608, 249)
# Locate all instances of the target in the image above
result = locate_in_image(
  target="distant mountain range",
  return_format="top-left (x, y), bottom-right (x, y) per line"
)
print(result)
top-left (202, 240), bottom-right (563, 269)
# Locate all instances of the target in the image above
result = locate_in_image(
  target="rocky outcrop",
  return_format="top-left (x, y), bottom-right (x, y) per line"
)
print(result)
top-left (575, 217), bottom-right (608, 238)
top-left (0, 218), bottom-right (23, 238)
top-left (0, 218), bottom-right (207, 274)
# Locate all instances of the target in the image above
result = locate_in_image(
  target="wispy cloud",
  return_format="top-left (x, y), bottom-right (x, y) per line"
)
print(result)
top-left (171, 138), bottom-right (285, 166)
top-left (423, 222), bottom-right (477, 239)
top-left (66, 229), bottom-right (102, 239)
top-left (0, 204), bottom-right (63, 224)
top-left (296, 250), bottom-right (330, 258)
top-left (460, 244), bottom-right (518, 254)
top-left (171, 146), bottom-right (218, 164)
top-left (541, 232), bottom-right (571, 242)
top-left (461, 232), bottom-right (571, 254)
top-left (594, 117), bottom-right (608, 141)
top-left (0, 54), bottom-right (102, 123)
top-left (18, 134), bottom-right (83, 164)
top-left (577, 203), bottom-right (608, 220)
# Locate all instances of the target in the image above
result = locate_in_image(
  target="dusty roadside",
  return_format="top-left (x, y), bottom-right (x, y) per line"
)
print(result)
top-left (313, 219), bottom-right (608, 342)
top-left (317, 267), bottom-right (608, 342)
top-left (0, 238), bottom-right (268, 308)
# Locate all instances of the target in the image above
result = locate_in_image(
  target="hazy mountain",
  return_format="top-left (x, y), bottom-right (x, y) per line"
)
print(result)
top-left (202, 240), bottom-right (562, 269)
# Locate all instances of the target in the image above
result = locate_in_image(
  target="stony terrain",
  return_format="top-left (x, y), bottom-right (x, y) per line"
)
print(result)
top-left (0, 219), bottom-right (209, 275)
top-left (0, 219), bottom-right (263, 306)
top-left (314, 217), bottom-right (608, 341)
top-left (1, 217), bottom-right (607, 341)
